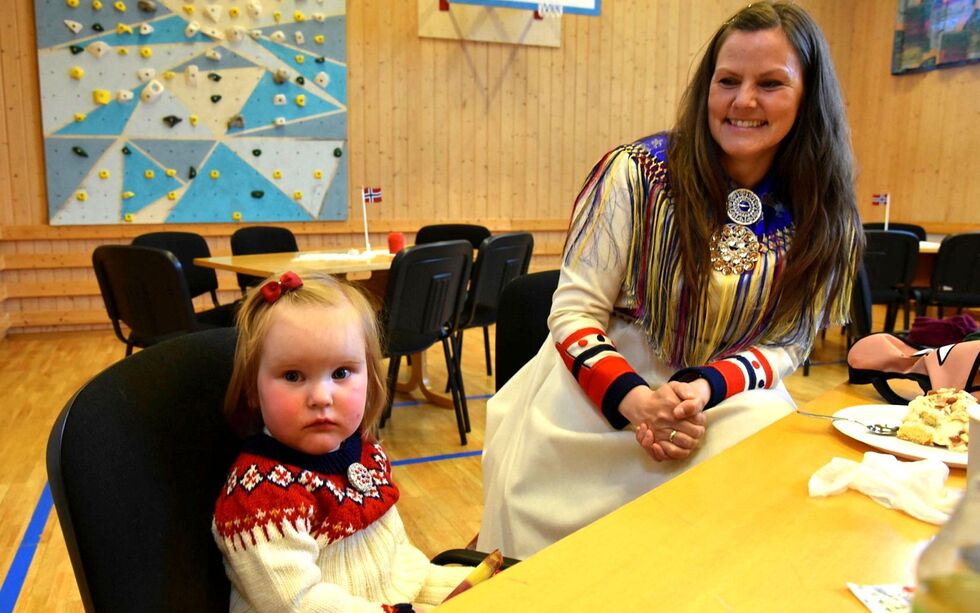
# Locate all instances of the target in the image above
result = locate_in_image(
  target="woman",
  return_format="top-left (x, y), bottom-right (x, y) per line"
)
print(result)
top-left (478, 2), bottom-right (862, 560)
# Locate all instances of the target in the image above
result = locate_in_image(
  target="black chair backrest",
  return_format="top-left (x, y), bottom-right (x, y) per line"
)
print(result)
top-left (862, 230), bottom-right (920, 300)
top-left (132, 231), bottom-right (219, 302)
top-left (230, 226), bottom-right (299, 291)
top-left (495, 269), bottom-right (560, 390)
top-left (850, 262), bottom-right (873, 341)
top-left (862, 222), bottom-right (927, 242)
top-left (92, 244), bottom-right (202, 353)
top-left (415, 224), bottom-right (491, 250)
top-left (383, 240), bottom-right (473, 355)
top-left (931, 232), bottom-right (980, 297)
top-left (47, 328), bottom-right (240, 612)
top-left (461, 232), bottom-right (535, 328)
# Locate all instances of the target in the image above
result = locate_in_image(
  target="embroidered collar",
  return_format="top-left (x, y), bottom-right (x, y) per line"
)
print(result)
top-left (241, 432), bottom-right (363, 475)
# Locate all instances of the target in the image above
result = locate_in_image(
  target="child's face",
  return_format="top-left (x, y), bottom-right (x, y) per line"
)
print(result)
top-left (256, 303), bottom-right (368, 455)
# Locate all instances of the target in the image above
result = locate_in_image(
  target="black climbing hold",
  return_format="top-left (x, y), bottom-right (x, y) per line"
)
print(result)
top-left (71, 146), bottom-right (88, 157)
top-left (315, 56), bottom-right (326, 64)
top-left (122, 146), bottom-right (132, 155)
top-left (295, 76), bottom-right (305, 85)
top-left (208, 72), bottom-right (221, 82)
top-left (333, 147), bottom-right (343, 158)
top-left (92, 23), bottom-right (104, 32)
top-left (188, 166), bottom-right (197, 179)
top-left (251, 190), bottom-right (264, 199)
top-left (162, 115), bottom-right (182, 127)
top-left (69, 45), bottom-right (84, 55)
top-left (252, 149), bottom-right (261, 157)
top-left (210, 95), bottom-right (222, 103)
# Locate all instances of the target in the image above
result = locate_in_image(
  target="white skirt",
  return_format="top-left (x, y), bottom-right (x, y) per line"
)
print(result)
top-left (477, 317), bottom-right (795, 559)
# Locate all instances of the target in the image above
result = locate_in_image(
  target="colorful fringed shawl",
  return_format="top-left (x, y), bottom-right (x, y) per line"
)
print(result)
top-left (565, 132), bottom-right (849, 368)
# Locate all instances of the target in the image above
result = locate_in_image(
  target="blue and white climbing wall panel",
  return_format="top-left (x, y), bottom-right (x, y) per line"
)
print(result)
top-left (35, 0), bottom-right (348, 225)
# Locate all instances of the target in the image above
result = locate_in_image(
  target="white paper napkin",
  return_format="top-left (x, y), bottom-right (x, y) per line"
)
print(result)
top-left (809, 452), bottom-right (962, 524)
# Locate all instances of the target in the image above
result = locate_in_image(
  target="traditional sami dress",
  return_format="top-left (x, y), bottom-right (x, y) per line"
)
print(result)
top-left (213, 433), bottom-right (470, 612)
top-left (478, 133), bottom-right (850, 559)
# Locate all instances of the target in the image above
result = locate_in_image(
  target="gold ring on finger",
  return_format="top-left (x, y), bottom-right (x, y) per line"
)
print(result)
top-left (669, 429), bottom-right (678, 443)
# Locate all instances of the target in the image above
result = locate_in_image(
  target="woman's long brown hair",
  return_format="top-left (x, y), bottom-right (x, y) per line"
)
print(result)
top-left (668, 2), bottom-right (863, 331)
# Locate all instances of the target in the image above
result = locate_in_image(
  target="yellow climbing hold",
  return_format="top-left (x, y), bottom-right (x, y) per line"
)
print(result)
top-left (165, 168), bottom-right (177, 177)
top-left (98, 169), bottom-right (110, 179)
top-left (232, 211), bottom-right (242, 221)
top-left (182, 4), bottom-right (193, 14)
top-left (293, 191), bottom-right (303, 200)
top-left (124, 213), bottom-right (134, 222)
top-left (272, 169), bottom-right (282, 179)
top-left (210, 169), bottom-right (220, 179)
top-left (144, 169), bottom-right (155, 179)
top-left (140, 47), bottom-right (152, 58)
top-left (66, 0), bottom-right (79, 7)
top-left (167, 191), bottom-right (177, 201)
top-left (122, 191), bottom-right (135, 199)
top-left (113, 1), bottom-right (126, 11)
top-left (117, 47), bottom-right (129, 55)
top-left (313, 169), bottom-right (323, 179)
top-left (74, 112), bottom-right (87, 122)
top-left (92, 0), bottom-right (102, 8)
top-left (314, 35), bottom-right (325, 44)
top-left (294, 11), bottom-right (305, 22)
top-left (163, 70), bottom-right (175, 80)
top-left (295, 94), bottom-right (306, 107)
top-left (273, 10), bottom-right (281, 22)
top-left (228, 6), bottom-right (239, 17)
top-left (189, 115), bottom-right (199, 126)
top-left (69, 66), bottom-right (85, 79)
top-left (92, 89), bottom-right (111, 105)
top-left (295, 55), bottom-right (305, 64)
top-left (75, 190), bottom-right (88, 201)
top-left (116, 23), bottom-right (132, 34)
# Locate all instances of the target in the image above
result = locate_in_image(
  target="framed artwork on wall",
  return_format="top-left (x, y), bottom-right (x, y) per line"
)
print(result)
top-left (892, 0), bottom-right (979, 75)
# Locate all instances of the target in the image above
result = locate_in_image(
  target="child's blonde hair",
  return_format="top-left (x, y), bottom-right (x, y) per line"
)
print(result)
top-left (224, 271), bottom-right (387, 442)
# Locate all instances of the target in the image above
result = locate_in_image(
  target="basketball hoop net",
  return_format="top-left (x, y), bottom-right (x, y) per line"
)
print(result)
top-left (537, 2), bottom-right (564, 18)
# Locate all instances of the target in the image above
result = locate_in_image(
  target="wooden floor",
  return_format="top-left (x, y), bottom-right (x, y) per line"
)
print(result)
top-left (0, 314), bottom-right (864, 611)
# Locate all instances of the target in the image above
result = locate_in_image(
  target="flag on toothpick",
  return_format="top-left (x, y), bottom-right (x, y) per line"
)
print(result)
top-left (871, 193), bottom-right (890, 206)
top-left (362, 186), bottom-right (383, 204)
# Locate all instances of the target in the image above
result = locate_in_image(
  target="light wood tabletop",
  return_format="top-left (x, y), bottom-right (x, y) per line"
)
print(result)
top-left (194, 249), bottom-right (396, 279)
top-left (440, 383), bottom-right (966, 612)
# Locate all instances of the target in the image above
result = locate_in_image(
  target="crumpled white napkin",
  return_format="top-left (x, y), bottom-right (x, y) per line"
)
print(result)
top-left (808, 452), bottom-right (962, 524)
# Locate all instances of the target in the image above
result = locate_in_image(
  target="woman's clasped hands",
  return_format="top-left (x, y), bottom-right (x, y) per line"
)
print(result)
top-left (621, 379), bottom-right (710, 462)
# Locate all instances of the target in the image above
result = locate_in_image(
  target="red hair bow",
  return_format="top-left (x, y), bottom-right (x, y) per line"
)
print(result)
top-left (260, 271), bottom-right (304, 304)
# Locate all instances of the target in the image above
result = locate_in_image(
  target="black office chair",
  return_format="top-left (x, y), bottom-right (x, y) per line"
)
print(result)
top-left (494, 269), bottom-right (560, 391)
top-left (415, 224), bottom-right (491, 250)
top-left (863, 229), bottom-right (920, 332)
top-left (132, 231), bottom-right (237, 327)
top-left (455, 232), bottom-right (534, 376)
top-left (915, 232), bottom-right (980, 318)
top-left (379, 240), bottom-right (473, 444)
top-left (47, 328), bottom-right (506, 613)
top-left (862, 222), bottom-right (927, 242)
top-left (230, 226), bottom-right (299, 294)
top-left (92, 244), bottom-right (219, 355)
top-left (47, 328), bottom-right (240, 612)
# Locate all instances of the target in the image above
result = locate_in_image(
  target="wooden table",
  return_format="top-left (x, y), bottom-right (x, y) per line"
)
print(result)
top-left (441, 383), bottom-right (966, 612)
top-left (194, 249), bottom-right (454, 407)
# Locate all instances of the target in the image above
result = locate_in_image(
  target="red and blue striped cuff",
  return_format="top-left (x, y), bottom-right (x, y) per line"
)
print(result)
top-left (671, 348), bottom-right (774, 410)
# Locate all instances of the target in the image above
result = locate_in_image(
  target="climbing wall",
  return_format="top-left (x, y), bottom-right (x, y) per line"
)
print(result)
top-left (35, 0), bottom-right (348, 225)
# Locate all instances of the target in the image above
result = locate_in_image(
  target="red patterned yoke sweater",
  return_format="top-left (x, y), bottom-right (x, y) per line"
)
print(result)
top-left (212, 433), bottom-right (470, 612)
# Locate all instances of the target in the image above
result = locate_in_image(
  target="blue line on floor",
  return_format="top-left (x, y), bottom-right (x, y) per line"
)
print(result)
top-left (392, 393), bottom-right (492, 408)
top-left (0, 483), bottom-right (53, 613)
top-left (392, 449), bottom-right (483, 466)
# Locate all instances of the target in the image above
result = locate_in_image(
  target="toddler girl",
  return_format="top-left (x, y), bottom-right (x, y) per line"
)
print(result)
top-left (212, 271), bottom-right (472, 612)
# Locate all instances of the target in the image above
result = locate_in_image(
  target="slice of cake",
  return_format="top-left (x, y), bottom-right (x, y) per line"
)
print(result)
top-left (896, 388), bottom-right (973, 453)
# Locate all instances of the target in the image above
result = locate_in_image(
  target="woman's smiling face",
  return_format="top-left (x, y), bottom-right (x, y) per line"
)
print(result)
top-left (708, 27), bottom-right (804, 185)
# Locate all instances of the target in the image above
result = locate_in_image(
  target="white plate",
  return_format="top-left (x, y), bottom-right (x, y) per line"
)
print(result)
top-left (832, 404), bottom-right (967, 468)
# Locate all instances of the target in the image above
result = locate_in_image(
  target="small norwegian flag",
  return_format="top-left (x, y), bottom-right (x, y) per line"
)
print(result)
top-left (362, 186), bottom-right (383, 204)
top-left (871, 193), bottom-right (889, 206)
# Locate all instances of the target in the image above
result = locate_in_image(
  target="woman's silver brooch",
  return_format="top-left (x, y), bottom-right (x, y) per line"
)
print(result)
top-left (709, 188), bottom-right (763, 275)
